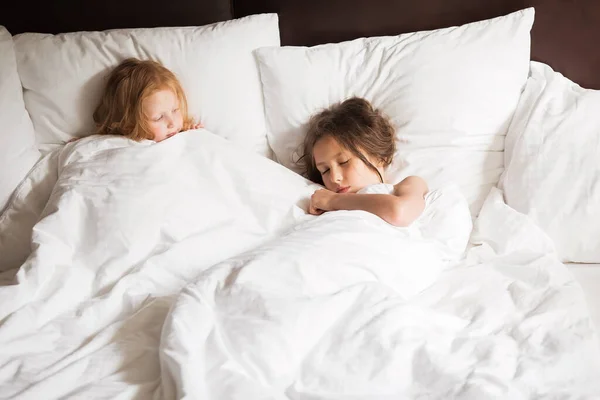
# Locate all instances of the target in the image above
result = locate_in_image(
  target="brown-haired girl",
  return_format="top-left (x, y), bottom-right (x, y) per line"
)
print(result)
top-left (93, 58), bottom-right (201, 142)
top-left (300, 97), bottom-right (428, 227)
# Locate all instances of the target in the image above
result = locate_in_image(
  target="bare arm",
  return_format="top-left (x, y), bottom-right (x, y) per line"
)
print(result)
top-left (309, 176), bottom-right (428, 227)
top-left (390, 175), bottom-right (428, 225)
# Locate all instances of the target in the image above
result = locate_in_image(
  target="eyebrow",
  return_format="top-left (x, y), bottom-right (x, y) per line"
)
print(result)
top-left (316, 152), bottom-right (342, 167)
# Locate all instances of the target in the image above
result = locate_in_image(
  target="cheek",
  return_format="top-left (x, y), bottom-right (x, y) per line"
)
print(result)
top-left (319, 172), bottom-right (332, 185)
top-left (348, 162), bottom-right (366, 177)
top-left (323, 179), bottom-right (336, 191)
top-left (353, 163), bottom-right (376, 181)
top-left (149, 122), bottom-right (164, 133)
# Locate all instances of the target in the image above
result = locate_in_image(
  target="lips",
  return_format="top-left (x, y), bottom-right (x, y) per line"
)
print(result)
top-left (336, 186), bottom-right (350, 194)
top-left (166, 132), bottom-right (178, 139)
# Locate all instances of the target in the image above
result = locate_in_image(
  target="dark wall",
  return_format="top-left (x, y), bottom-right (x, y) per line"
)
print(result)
top-left (2, 0), bottom-right (232, 35)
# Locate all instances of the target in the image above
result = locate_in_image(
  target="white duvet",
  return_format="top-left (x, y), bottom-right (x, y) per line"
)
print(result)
top-left (0, 130), bottom-right (599, 399)
top-left (160, 194), bottom-right (600, 398)
top-left (0, 131), bottom-right (315, 399)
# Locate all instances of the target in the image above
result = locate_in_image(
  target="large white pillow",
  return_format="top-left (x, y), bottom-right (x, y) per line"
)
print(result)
top-left (14, 14), bottom-right (279, 157)
top-left (500, 61), bottom-right (600, 263)
top-left (0, 26), bottom-right (40, 214)
top-left (255, 8), bottom-right (534, 215)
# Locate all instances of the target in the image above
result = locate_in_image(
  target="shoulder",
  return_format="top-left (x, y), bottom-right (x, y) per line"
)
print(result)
top-left (392, 176), bottom-right (428, 198)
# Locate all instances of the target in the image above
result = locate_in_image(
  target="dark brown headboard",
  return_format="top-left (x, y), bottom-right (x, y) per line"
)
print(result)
top-left (3, 0), bottom-right (599, 89)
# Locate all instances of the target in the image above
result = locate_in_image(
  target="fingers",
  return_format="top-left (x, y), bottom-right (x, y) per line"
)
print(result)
top-left (308, 206), bottom-right (325, 215)
top-left (308, 188), bottom-right (330, 215)
top-left (309, 194), bottom-right (318, 214)
top-left (310, 189), bottom-right (328, 210)
top-left (308, 200), bottom-right (325, 215)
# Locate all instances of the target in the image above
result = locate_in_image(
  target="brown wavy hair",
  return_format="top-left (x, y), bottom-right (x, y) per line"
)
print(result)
top-left (93, 58), bottom-right (193, 141)
top-left (299, 97), bottom-right (396, 185)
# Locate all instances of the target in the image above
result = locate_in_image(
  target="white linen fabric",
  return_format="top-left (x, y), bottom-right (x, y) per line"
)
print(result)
top-left (13, 14), bottom-right (279, 156)
top-left (0, 130), bottom-right (316, 399)
top-left (160, 187), bottom-right (600, 399)
top-left (0, 151), bottom-right (58, 273)
top-left (0, 26), bottom-right (40, 214)
top-left (357, 182), bottom-right (473, 260)
top-left (500, 61), bottom-right (600, 263)
top-left (159, 185), bottom-right (473, 399)
top-left (1, 129), bottom-right (598, 399)
top-left (568, 263), bottom-right (600, 342)
top-left (255, 8), bottom-right (534, 216)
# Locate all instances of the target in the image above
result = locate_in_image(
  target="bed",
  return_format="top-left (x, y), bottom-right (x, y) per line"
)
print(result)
top-left (570, 265), bottom-right (600, 336)
top-left (1, 1), bottom-right (600, 399)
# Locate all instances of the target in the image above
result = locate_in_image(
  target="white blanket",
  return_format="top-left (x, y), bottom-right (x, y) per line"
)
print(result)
top-left (0, 131), bottom-right (316, 399)
top-left (160, 191), bottom-right (600, 398)
top-left (0, 130), bottom-right (599, 399)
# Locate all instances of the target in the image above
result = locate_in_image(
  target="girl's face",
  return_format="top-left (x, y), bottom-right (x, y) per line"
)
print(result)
top-left (313, 135), bottom-right (384, 194)
top-left (143, 89), bottom-right (183, 142)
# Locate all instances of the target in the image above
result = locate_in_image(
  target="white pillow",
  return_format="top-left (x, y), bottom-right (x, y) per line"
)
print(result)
top-left (13, 14), bottom-right (279, 157)
top-left (255, 8), bottom-right (534, 215)
top-left (500, 61), bottom-right (600, 263)
top-left (0, 26), bottom-right (40, 214)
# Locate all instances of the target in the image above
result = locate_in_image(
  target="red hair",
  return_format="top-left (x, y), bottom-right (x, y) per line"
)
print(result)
top-left (93, 58), bottom-right (193, 141)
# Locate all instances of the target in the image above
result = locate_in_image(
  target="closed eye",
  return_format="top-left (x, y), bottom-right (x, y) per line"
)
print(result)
top-left (154, 115), bottom-right (163, 122)
top-left (173, 108), bottom-right (180, 113)
top-left (340, 159), bottom-right (349, 165)
top-left (321, 168), bottom-right (330, 175)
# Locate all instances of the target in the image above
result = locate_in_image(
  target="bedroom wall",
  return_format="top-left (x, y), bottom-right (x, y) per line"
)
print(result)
top-left (1, 0), bottom-right (232, 35)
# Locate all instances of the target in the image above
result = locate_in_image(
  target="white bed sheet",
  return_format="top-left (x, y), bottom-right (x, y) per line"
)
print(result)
top-left (568, 264), bottom-right (600, 339)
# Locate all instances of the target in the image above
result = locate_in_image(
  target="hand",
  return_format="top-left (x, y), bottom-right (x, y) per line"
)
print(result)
top-left (309, 189), bottom-right (337, 215)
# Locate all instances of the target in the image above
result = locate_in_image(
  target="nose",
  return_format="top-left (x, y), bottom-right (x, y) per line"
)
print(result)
top-left (165, 115), bottom-right (174, 128)
top-left (330, 166), bottom-right (342, 183)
